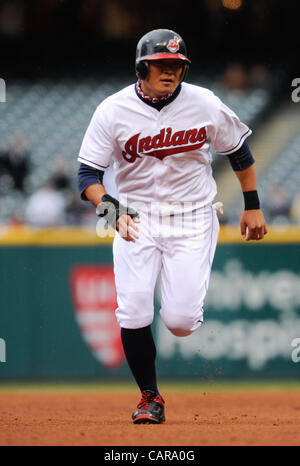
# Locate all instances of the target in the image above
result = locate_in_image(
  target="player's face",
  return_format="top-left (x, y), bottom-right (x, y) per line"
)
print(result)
top-left (141, 59), bottom-right (184, 98)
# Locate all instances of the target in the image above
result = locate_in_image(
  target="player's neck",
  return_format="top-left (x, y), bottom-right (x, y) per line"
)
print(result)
top-left (140, 80), bottom-right (170, 100)
top-left (135, 80), bottom-right (182, 111)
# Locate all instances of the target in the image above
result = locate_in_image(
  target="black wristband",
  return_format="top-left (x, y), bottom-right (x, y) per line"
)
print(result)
top-left (101, 194), bottom-right (139, 219)
top-left (96, 194), bottom-right (139, 230)
top-left (101, 194), bottom-right (120, 212)
top-left (243, 190), bottom-right (260, 210)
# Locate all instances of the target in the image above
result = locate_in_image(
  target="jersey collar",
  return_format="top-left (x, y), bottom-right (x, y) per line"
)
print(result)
top-left (135, 80), bottom-right (182, 111)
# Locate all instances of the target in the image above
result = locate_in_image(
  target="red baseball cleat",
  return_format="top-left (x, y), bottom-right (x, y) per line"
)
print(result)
top-left (132, 390), bottom-right (165, 424)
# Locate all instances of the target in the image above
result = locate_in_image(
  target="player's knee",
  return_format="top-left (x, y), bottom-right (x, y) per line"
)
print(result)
top-left (116, 291), bottom-right (153, 329)
top-left (169, 327), bottom-right (193, 337)
top-left (160, 311), bottom-right (194, 337)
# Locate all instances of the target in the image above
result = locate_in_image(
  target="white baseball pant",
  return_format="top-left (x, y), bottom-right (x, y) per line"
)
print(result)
top-left (113, 203), bottom-right (220, 336)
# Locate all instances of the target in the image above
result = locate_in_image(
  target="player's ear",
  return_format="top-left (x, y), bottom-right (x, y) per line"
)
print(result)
top-left (136, 61), bottom-right (149, 80)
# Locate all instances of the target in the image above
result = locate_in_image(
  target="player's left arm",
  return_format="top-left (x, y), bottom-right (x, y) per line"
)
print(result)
top-left (234, 164), bottom-right (268, 241)
top-left (211, 97), bottom-right (268, 240)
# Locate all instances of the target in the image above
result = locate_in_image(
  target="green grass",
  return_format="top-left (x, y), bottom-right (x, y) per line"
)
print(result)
top-left (0, 380), bottom-right (300, 393)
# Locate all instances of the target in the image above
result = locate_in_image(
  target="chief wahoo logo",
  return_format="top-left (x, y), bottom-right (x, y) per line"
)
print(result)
top-left (167, 36), bottom-right (180, 53)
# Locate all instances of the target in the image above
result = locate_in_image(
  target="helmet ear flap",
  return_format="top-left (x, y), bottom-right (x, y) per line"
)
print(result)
top-left (181, 62), bottom-right (189, 81)
top-left (136, 61), bottom-right (149, 80)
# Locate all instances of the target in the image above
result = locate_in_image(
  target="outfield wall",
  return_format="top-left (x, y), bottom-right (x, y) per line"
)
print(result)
top-left (0, 226), bottom-right (299, 380)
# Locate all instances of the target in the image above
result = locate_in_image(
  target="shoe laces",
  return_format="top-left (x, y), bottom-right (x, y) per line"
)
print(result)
top-left (137, 390), bottom-right (157, 410)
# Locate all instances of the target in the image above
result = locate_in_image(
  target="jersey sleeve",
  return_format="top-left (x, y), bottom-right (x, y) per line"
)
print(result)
top-left (211, 98), bottom-right (252, 155)
top-left (78, 103), bottom-right (114, 170)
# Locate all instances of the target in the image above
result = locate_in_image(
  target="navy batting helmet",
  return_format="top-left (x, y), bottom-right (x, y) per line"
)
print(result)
top-left (135, 29), bottom-right (191, 80)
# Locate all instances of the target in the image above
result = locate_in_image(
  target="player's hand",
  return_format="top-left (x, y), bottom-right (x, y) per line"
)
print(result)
top-left (117, 214), bottom-right (140, 242)
top-left (240, 209), bottom-right (268, 241)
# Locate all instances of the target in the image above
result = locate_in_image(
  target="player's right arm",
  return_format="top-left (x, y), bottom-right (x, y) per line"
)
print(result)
top-left (83, 182), bottom-right (107, 207)
top-left (83, 180), bottom-right (140, 243)
top-left (77, 103), bottom-right (140, 242)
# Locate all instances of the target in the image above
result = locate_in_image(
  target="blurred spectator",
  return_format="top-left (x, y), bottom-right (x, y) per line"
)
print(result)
top-left (249, 64), bottom-right (272, 91)
top-left (0, 141), bottom-right (9, 176)
top-left (25, 181), bottom-right (66, 227)
top-left (290, 192), bottom-right (300, 225)
top-left (7, 208), bottom-right (24, 226)
top-left (0, 0), bottom-right (25, 38)
top-left (265, 183), bottom-right (291, 224)
top-left (219, 63), bottom-right (249, 92)
top-left (6, 134), bottom-right (30, 192)
top-left (65, 192), bottom-right (90, 226)
top-left (0, 141), bottom-right (14, 194)
top-left (51, 157), bottom-right (71, 191)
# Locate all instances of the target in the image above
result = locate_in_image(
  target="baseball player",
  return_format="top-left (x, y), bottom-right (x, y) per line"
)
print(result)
top-left (77, 29), bottom-right (267, 424)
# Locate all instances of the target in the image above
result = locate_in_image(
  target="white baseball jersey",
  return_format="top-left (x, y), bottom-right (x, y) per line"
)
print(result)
top-left (78, 82), bottom-right (251, 213)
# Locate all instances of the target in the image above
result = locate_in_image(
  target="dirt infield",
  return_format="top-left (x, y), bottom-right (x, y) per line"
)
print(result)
top-left (0, 388), bottom-right (300, 446)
